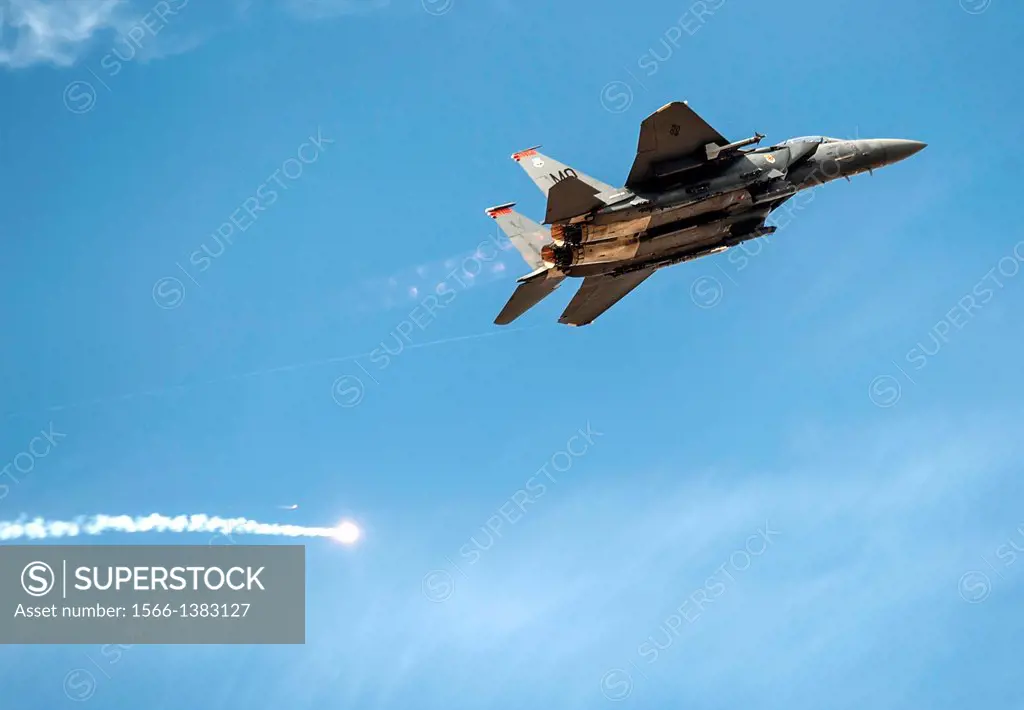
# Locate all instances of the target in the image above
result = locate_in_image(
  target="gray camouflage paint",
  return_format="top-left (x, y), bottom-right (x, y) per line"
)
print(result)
top-left (489, 102), bottom-right (926, 326)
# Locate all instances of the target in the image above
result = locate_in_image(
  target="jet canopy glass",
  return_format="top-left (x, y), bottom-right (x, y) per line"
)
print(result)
top-left (781, 136), bottom-right (841, 144)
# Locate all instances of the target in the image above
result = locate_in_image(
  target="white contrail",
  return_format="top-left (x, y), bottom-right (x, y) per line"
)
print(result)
top-left (0, 514), bottom-right (361, 544)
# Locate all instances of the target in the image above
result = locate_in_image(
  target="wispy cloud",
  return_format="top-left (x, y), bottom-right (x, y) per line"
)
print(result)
top-left (0, 0), bottom-right (125, 68)
top-left (0, 0), bottom-right (392, 69)
top-left (220, 410), bottom-right (1022, 710)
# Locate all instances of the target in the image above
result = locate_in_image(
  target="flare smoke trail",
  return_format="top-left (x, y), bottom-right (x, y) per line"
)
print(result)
top-left (0, 514), bottom-right (361, 543)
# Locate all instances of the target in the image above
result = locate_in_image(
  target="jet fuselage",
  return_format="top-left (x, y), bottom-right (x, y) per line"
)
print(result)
top-left (545, 138), bottom-right (926, 274)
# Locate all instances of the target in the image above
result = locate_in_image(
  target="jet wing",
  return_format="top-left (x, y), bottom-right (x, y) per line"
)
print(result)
top-left (625, 102), bottom-right (729, 188)
top-left (558, 268), bottom-right (656, 326)
top-left (495, 268), bottom-right (565, 325)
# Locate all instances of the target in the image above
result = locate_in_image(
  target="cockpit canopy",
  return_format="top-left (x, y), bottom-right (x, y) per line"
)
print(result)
top-left (749, 135), bottom-right (844, 154)
top-left (781, 136), bottom-right (842, 145)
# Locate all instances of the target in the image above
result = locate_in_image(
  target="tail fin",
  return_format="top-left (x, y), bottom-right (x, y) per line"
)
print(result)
top-left (485, 202), bottom-right (550, 269)
top-left (544, 176), bottom-right (605, 224)
top-left (485, 202), bottom-right (565, 325)
top-left (511, 146), bottom-right (617, 198)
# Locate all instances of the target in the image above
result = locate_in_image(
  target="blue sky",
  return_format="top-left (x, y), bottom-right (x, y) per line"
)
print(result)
top-left (2, 0), bottom-right (1024, 707)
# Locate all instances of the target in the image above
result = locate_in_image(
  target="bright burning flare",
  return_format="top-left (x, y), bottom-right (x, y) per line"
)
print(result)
top-left (332, 520), bottom-right (361, 544)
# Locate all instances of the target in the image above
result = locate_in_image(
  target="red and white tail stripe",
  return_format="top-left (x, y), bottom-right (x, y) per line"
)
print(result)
top-left (511, 146), bottom-right (542, 162)
top-left (485, 202), bottom-right (517, 218)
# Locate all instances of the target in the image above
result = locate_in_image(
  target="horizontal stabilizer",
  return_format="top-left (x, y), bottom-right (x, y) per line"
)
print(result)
top-left (517, 264), bottom-right (552, 283)
top-left (544, 176), bottom-right (605, 224)
top-left (495, 267), bottom-right (565, 325)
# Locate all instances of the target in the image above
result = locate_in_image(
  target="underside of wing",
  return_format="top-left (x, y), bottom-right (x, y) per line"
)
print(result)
top-left (558, 268), bottom-right (656, 327)
top-left (625, 102), bottom-right (729, 189)
top-left (495, 269), bottom-right (565, 325)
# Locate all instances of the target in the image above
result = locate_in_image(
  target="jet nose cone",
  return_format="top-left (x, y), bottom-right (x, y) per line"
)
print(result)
top-left (884, 139), bottom-right (927, 164)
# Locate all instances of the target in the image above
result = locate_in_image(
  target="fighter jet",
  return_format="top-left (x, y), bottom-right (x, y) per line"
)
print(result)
top-left (488, 101), bottom-right (926, 326)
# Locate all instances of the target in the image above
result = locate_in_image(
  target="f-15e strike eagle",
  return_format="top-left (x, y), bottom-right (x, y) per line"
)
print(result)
top-left (486, 101), bottom-right (926, 327)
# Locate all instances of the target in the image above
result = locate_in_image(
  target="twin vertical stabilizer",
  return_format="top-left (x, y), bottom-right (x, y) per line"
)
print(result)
top-left (485, 203), bottom-right (564, 325)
